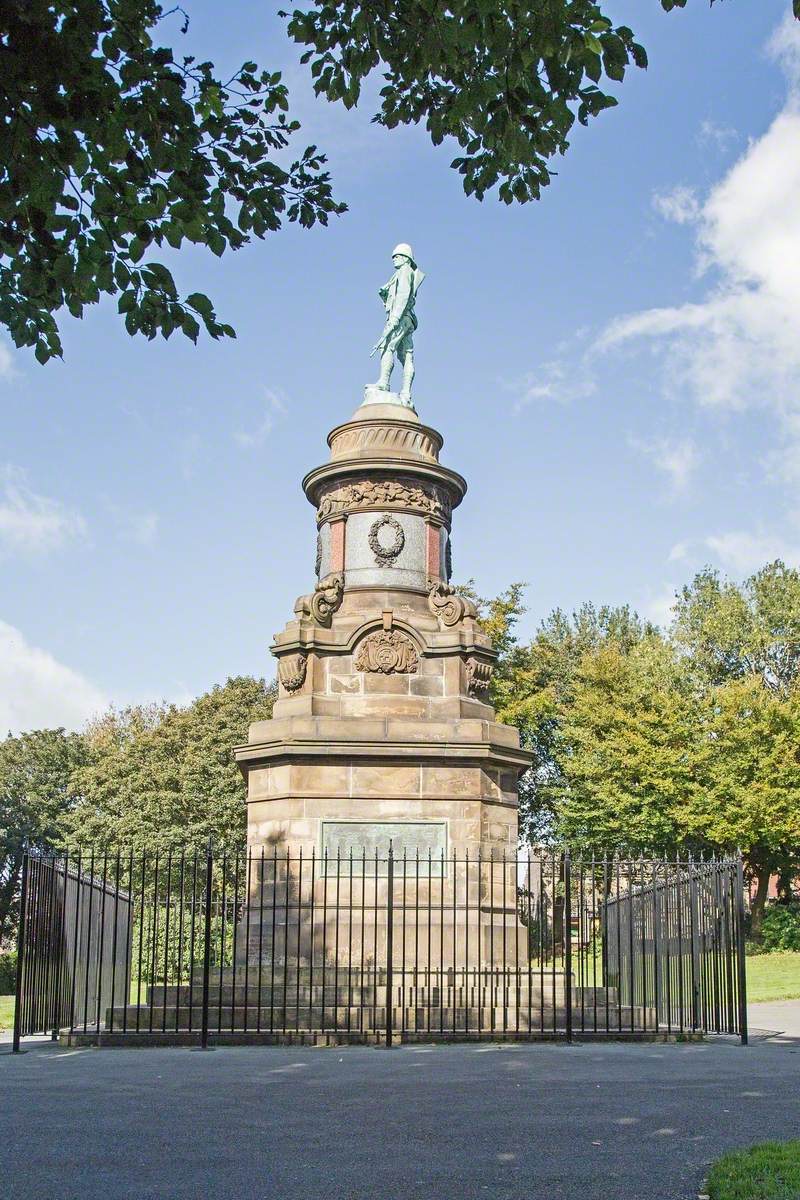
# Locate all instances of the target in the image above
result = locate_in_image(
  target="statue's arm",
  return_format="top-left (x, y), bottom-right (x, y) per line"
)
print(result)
top-left (387, 265), bottom-right (412, 326)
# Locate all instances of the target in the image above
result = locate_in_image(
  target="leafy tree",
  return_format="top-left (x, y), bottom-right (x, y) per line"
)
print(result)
top-left (681, 676), bottom-right (800, 935)
top-left (673, 561), bottom-right (800, 695)
top-left (0, 728), bottom-right (85, 944)
top-left (286, 0), bottom-right (648, 205)
top-left (487, 599), bottom-right (654, 842)
top-left (67, 676), bottom-right (275, 852)
top-left (554, 636), bottom-right (702, 857)
top-left (7, 1), bottom-right (799, 362)
top-left (287, 0), bottom-right (799, 207)
top-left (1, 0), bottom-right (343, 362)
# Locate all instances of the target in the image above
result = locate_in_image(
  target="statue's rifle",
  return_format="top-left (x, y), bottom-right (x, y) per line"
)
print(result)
top-left (370, 322), bottom-right (394, 357)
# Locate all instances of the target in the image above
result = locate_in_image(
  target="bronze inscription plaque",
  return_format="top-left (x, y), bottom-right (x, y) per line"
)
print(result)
top-left (321, 820), bottom-right (447, 874)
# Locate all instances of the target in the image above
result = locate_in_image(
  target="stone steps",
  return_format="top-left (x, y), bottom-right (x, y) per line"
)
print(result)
top-left (102, 1004), bottom-right (594, 1032)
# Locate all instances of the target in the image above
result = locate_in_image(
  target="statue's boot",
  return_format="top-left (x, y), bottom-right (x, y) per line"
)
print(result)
top-left (372, 349), bottom-right (394, 391)
top-left (399, 353), bottom-right (415, 406)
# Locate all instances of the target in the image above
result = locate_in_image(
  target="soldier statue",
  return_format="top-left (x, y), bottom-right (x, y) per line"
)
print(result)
top-left (370, 243), bottom-right (424, 408)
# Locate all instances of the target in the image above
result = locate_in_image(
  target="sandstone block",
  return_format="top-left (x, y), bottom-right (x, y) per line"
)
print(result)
top-left (351, 764), bottom-right (420, 796)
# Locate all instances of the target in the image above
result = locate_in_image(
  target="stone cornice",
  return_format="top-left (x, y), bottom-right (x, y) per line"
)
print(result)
top-left (234, 738), bottom-right (532, 772)
top-left (303, 458), bottom-right (467, 515)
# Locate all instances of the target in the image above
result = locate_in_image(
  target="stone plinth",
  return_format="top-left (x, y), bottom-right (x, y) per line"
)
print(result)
top-left (233, 398), bottom-right (533, 983)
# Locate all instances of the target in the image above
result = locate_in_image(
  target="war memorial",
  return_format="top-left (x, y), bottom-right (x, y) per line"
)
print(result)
top-left (12, 247), bottom-right (747, 1048)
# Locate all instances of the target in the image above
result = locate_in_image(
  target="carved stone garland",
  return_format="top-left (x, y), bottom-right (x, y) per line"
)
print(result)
top-left (368, 514), bottom-right (405, 568)
top-left (465, 657), bottom-right (493, 696)
top-left (318, 477), bottom-right (450, 523)
top-left (314, 531), bottom-right (322, 578)
top-left (355, 630), bottom-right (419, 674)
top-left (278, 652), bottom-right (308, 693)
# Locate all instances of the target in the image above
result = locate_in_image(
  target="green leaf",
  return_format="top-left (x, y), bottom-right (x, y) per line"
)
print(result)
top-left (186, 292), bottom-right (214, 316)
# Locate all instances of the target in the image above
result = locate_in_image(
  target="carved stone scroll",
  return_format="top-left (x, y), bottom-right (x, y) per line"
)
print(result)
top-left (295, 572), bottom-right (344, 628)
top-left (355, 630), bottom-right (419, 675)
top-left (465, 657), bottom-right (493, 696)
top-left (310, 572), bottom-right (344, 626)
top-left (427, 579), bottom-right (465, 627)
top-left (278, 652), bottom-right (308, 693)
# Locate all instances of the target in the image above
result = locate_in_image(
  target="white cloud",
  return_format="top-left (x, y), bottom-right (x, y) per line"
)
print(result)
top-left (0, 339), bottom-right (15, 379)
top-left (641, 585), bottom-right (679, 630)
top-left (0, 620), bottom-right (108, 735)
top-left (0, 466), bottom-right (86, 553)
top-left (629, 435), bottom-right (701, 494)
top-left (597, 15), bottom-right (800, 461)
top-left (697, 120), bottom-right (738, 153)
top-left (668, 541), bottom-right (691, 563)
top-left (511, 359), bottom-right (596, 412)
top-left (652, 185), bottom-right (700, 225)
top-left (111, 507), bottom-right (158, 546)
top-left (234, 389), bottom-right (288, 448)
top-left (704, 530), bottom-right (800, 574)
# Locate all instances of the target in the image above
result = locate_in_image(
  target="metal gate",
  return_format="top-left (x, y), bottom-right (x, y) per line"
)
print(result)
top-left (12, 847), bottom-right (748, 1048)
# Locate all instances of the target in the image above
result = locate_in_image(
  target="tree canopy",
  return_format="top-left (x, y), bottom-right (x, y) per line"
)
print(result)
top-left (3, 0), bottom-right (799, 361)
top-left (0, 675), bottom-right (273, 943)
top-left (0, 727), bottom-right (85, 943)
top-left (1, 0), bottom-right (343, 363)
top-left (477, 562), bottom-right (800, 931)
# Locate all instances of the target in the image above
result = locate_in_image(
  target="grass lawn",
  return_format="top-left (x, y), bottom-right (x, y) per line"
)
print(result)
top-left (0, 994), bottom-right (14, 1032)
top-left (707, 1141), bottom-right (800, 1200)
top-left (746, 952), bottom-right (800, 1003)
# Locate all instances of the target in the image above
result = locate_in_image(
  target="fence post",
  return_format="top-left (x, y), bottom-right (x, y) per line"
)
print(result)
top-left (735, 856), bottom-right (748, 1047)
top-left (564, 850), bottom-right (573, 1044)
top-left (200, 843), bottom-right (213, 1050)
top-left (385, 845), bottom-right (394, 1049)
top-left (12, 849), bottom-right (30, 1054)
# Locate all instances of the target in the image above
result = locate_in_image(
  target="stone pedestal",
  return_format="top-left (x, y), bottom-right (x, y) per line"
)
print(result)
top-left (234, 399), bottom-right (533, 988)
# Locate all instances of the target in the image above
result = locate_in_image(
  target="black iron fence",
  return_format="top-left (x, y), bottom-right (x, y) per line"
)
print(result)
top-left (12, 846), bottom-right (747, 1049)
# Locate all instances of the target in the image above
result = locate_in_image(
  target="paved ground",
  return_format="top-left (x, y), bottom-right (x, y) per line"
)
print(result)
top-left (749, 999), bottom-right (800, 1041)
top-left (2, 1015), bottom-right (799, 1200)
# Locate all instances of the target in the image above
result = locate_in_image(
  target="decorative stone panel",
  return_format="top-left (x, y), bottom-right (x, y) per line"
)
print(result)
top-left (278, 652), bottom-right (308, 693)
top-left (344, 511), bottom-right (426, 589)
top-left (317, 476), bottom-right (451, 524)
top-left (355, 630), bottom-right (419, 674)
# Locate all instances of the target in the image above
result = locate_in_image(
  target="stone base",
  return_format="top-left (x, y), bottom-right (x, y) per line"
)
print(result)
top-left (362, 383), bottom-right (416, 410)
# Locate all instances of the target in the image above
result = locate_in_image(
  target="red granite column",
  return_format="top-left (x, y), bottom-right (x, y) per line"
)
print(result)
top-left (329, 514), bottom-right (347, 574)
top-left (425, 518), bottom-right (441, 581)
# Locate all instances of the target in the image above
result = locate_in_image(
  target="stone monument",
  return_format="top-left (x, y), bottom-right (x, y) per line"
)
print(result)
top-left (235, 243), bottom-right (531, 870)
top-left (233, 246), bottom-right (538, 1030)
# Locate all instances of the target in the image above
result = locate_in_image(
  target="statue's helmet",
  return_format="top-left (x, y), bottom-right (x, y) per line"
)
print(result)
top-left (392, 242), bottom-right (416, 268)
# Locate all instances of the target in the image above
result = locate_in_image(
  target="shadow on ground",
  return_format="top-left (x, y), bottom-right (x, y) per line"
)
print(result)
top-left (1, 1021), bottom-right (799, 1200)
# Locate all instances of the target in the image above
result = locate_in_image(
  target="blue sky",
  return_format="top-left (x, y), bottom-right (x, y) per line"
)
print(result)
top-left (2, 0), bottom-right (798, 733)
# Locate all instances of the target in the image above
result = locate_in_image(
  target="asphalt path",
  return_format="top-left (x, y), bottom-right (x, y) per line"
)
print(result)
top-left (2, 1030), bottom-right (798, 1200)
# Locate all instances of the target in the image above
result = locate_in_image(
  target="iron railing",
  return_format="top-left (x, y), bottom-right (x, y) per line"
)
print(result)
top-left (12, 846), bottom-right (748, 1049)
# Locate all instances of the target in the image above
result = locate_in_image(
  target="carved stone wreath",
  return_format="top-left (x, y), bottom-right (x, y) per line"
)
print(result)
top-left (355, 630), bottom-right (419, 674)
top-left (368, 513), bottom-right (405, 568)
top-left (278, 652), bottom-right (308, 693)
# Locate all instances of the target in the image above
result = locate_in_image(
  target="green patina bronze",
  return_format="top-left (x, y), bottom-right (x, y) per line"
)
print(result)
top-left (368, 242), bottom-right (425, 409)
